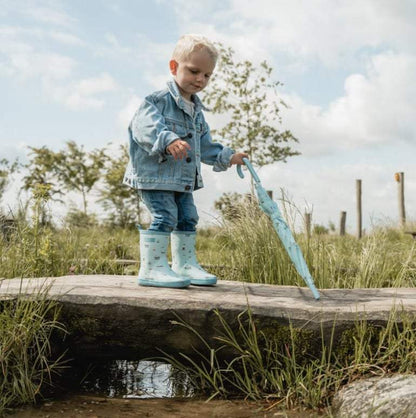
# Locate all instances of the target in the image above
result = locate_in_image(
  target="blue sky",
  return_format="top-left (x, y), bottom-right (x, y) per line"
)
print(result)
top-left (1, 0), bottom-right (415, 231)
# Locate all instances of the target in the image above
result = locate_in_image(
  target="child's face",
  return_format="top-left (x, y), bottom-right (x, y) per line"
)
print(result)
top-left (170, 48), bottom-right (215, 100)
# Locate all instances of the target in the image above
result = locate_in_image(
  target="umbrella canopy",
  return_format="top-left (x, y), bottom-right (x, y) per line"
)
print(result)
top-left (237, 158), bottom-right (320, 300)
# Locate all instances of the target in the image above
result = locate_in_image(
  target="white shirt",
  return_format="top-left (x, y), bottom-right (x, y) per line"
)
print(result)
top-left (182, 97), bottom-right (195, 118)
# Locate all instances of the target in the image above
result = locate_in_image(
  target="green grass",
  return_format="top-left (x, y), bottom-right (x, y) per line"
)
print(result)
top-left (201, 202), bottom-right (416, 289)
top-left (1, 190), bottom-right (415, 290)
top-left (0, 287), bottom-right (67, 415)
top-left (1, 203), bottom-right (415, 289)
top-left (160, 306), bottom-right (416, 412)
top-left (0, 224), bottom-right (140, 279)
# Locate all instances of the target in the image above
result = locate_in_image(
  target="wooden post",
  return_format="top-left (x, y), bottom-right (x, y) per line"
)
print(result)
top-left (340, 211), bottom-right (347, 236)
top-left (395, 172), bottom-right (406, 228)
top-left (356, 179), bottom-right (362, 239)
top-left (304, 212), bottom-right (312, 239)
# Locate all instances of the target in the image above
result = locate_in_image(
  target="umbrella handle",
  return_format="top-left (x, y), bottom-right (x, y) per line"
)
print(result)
top-left (236, 158), bottom-right (261, 183)
top-left (236, 164), bottom-right (244, 178)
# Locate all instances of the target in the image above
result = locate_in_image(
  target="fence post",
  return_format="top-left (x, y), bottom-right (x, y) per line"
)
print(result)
top-left (304, 212), bottom-right (312, 239)
top-left (356, 179), bottom-right (362, 239)
top-left (340, 211), bottom-right (347, 236)
top-left (395, 172), bottom-right (406, 228)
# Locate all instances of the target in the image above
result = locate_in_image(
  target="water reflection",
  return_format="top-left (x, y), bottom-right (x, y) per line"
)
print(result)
top-left (79, 360), bottom-right (194, 399)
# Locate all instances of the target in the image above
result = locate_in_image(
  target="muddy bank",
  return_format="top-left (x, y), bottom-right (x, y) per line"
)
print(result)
top-left (9, 395), bottom-right (322, 418)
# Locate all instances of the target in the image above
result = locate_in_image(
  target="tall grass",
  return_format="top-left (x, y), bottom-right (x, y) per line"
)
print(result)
top-left (0, 184), bottom-right (140, 279)
top-left (204, 200), bottom-right (416, 289)
top-left (1, 198), bottom-right (415, 289)
top-left (161, 307), bottom-right (416, 411)
top-left (2, 202), bottom-right (415, 289)
top-left (0, 224), bottom-right (139, 279)
top-left (0, 288), bottom-right (67, 415)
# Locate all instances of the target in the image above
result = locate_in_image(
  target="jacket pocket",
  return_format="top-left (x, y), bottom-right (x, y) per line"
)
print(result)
top-left (165, 117), bottom-right (187, 138)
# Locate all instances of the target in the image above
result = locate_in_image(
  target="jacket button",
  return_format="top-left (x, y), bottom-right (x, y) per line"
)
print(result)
top-left (187, 133), bottom-right (193, 139)
top-left (185, 185), bottom-right (191, 191)
top-left (186, 157), bottom-right (191, 163)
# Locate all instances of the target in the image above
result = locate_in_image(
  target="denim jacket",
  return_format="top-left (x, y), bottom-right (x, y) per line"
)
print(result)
top-left (123, 80), bottom-right (234, 193)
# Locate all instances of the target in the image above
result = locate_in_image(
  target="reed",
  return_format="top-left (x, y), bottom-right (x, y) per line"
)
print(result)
top-left (203, 200), bottom-right (416, 290)
top-left (0, 224), bottom-right (139, 279)
top-left (0, 285), bottom-right (67, 415)
top-left (161, 307), bottom-right (416, 412)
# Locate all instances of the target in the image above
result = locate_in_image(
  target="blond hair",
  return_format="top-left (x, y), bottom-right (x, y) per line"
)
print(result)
top-left (172, 34), bottom-right (219, 63)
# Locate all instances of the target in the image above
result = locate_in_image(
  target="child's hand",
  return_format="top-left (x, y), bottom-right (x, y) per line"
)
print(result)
top-left (230, 152), bottom-right (249, 166)
top-left (166, 139), bottom-right (192, 160)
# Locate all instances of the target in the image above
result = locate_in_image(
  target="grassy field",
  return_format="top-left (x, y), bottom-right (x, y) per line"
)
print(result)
top-left (1, 200), bottom-right (415, 288)
top-left (207, 203), bottom-right (416, 289)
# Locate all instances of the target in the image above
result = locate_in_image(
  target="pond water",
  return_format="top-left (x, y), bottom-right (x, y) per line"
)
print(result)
top-left (10, 360), bottom-right (324, 417)
top-left (75, 359), bottom-right (194, 399)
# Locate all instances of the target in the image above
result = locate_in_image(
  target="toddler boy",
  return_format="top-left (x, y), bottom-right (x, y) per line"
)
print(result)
top-left (124, 34), bottom-right (247, 288)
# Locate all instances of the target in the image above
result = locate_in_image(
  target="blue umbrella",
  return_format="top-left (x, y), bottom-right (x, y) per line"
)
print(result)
top-left (237, 158), bottom-right (320, 300)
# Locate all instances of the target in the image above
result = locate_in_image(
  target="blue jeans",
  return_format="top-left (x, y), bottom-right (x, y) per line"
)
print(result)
top-left (140, 190), bottom-right (199, 232)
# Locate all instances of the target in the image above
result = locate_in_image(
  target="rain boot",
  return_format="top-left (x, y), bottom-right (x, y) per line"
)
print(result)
top-left (171, 230), bottom-right (217, 286)
top-left (138, 230), bottom-right (190, 288)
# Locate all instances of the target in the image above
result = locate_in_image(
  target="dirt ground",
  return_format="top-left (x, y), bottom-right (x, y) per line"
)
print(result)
top-left (8, 395), bottom-right (323, 418)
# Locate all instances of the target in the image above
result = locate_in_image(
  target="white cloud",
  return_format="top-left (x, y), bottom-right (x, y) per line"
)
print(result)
top-left (0, 24), bottom-right (119, 110)
top-left (169, 0), bottom-right (416, 70)
top-left (135, 35), bottom-right (173, 88)
top-left (231, 0), bottom-right (416, 63)
top-left (0, 25), bottom-right (77, 80)
top-left (10, 51), bottom-right (76, 80)
top-left (118, 95), bottom-right (142, 129)
top-left (46, 73), bottom-right (118, 110)
top-left (0, 25), bottom-right (84, 48)
top-left (22, 2), bottom-right (76, 28)
top-left (280, 51), bottom-right (416, 156)
top-left (94, 33), bottom-right (172, 89)
top-left (204, 50), bottom-right (416, 159)
top-left (48, 30), bottom-right (84, 46)
top-left (94, 33), bottom-right (133, 58)
top-left (1, 1), bottom-right (77, 30)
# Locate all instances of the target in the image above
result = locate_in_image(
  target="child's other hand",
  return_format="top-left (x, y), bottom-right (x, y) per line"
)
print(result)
top-left (166, 139), bottom-right (191, 160)
top-left (230, 152), bottom-right (249, 166)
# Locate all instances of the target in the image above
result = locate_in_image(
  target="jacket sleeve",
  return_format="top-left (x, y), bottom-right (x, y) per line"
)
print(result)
top-left (200, 120), bottom-right (235, 172)
top-left (130, 97), bottom-right (179, 157)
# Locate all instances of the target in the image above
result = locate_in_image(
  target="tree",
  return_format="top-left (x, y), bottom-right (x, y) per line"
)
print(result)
top-left (214, 192), bottom-right (247, 221)
top-left (98, 144), bottom-right (141, 228)
top-left (203, 45), bottom-right (300, 167)
top-left (313, 224), bottom-right (329, 235)
top-left (23, 146), bottom-right (63, 203)
top-left (64, 205), bottom-right (98, 228)
top-left (54, 140), bottom-right (106, 215)
top-left (23, 142), bottom-right (106, 223)
top-left (0, 158), bottom-right (18, 203)
top-left (22, 147), bottom-right (62, 227)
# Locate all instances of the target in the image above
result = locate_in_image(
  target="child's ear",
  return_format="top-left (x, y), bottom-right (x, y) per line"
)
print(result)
top-left (169, 60), bottom-right (178, 75)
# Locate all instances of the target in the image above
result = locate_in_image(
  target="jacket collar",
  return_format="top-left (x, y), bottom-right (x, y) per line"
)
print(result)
top-left (167, 79), bottom-right (209, 114)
